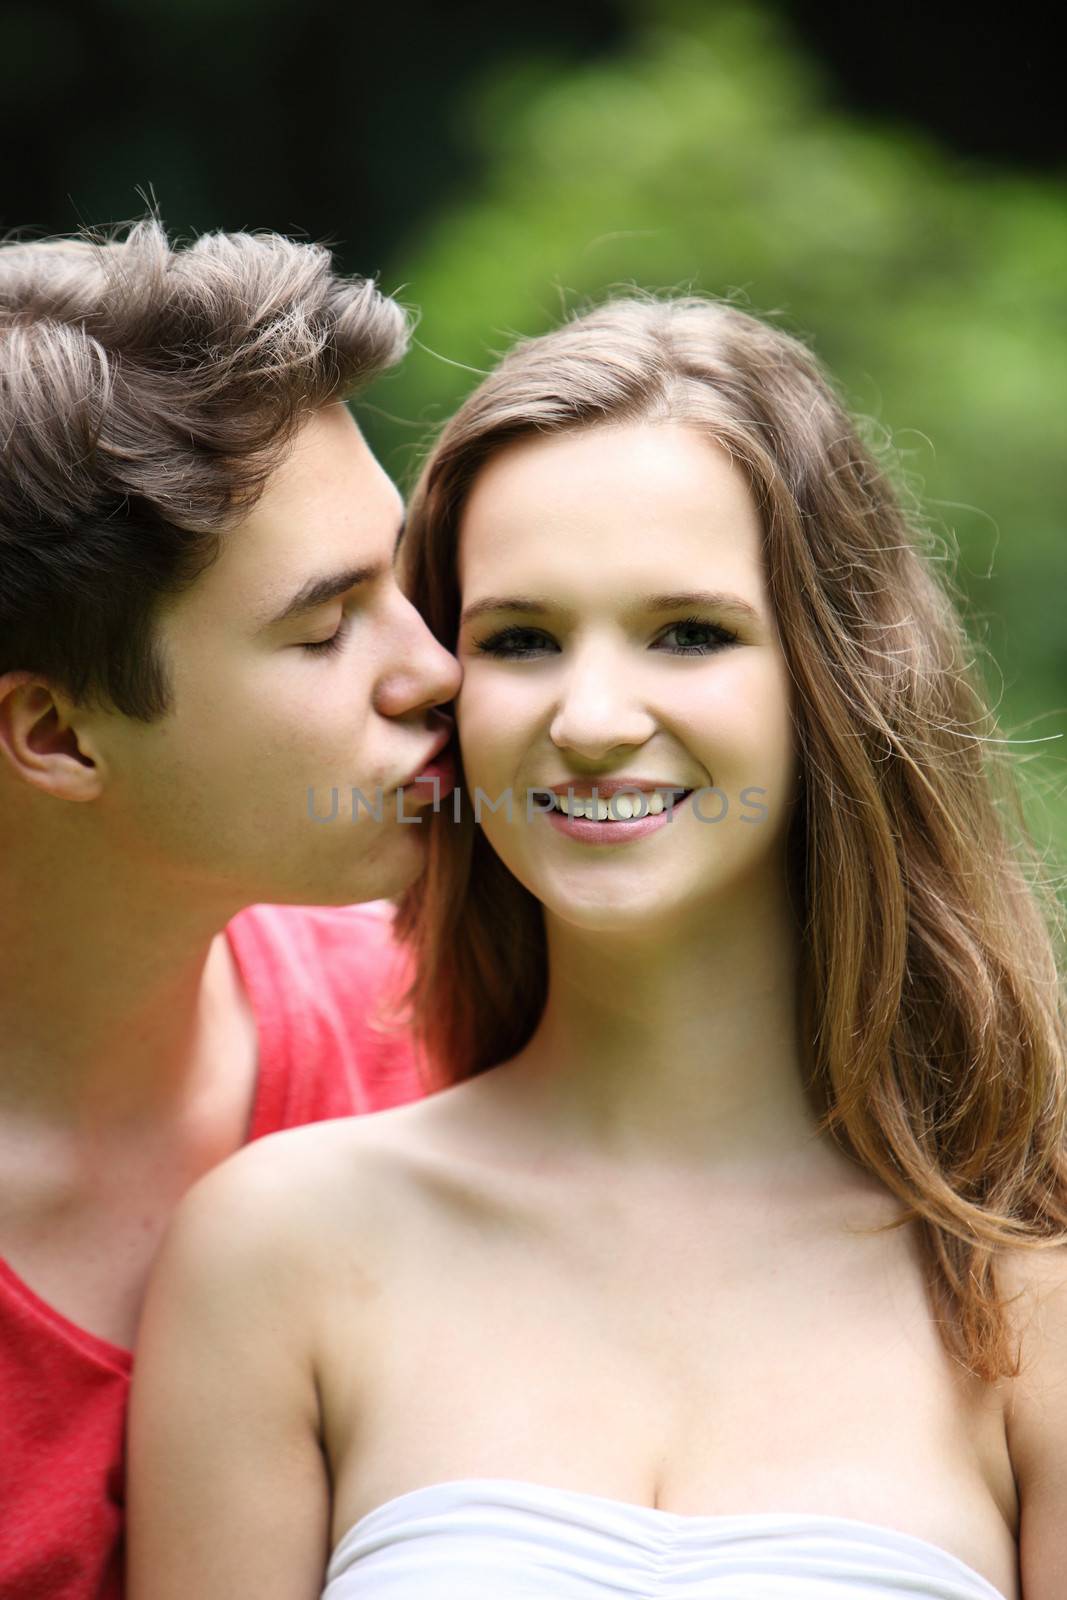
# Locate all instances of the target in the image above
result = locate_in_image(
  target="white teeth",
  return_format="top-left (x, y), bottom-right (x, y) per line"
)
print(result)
top-left (552, 790), bottom-right (675, 821)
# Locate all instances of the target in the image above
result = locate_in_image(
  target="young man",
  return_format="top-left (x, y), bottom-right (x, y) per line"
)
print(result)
top-left (0, 221), bottom-right (461, 1597)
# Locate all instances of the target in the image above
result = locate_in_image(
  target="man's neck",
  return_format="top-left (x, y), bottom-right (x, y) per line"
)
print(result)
top-left (0, 828), bottom-right (262, 1346)
top-left (0, 835), bottom-right (257, 1134)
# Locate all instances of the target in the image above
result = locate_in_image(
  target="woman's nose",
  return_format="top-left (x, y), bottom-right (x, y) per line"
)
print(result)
top-left (548, 653), bottom-right (656, 759)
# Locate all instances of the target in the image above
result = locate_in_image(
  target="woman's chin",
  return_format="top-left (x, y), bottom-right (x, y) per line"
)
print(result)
top-left (538, 884), bottom-right (699, 939)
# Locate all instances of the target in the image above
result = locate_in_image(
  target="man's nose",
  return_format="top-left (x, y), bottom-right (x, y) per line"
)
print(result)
top-left (375, 602), bottom-right (462, 717)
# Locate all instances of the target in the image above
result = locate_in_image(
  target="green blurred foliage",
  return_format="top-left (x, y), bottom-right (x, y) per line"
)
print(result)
top-left (362, 0), bottom-right (1067, 873)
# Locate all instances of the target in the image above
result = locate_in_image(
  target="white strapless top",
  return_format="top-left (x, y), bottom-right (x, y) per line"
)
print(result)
top-left (321, 1478), bottom-right (1010, 1599)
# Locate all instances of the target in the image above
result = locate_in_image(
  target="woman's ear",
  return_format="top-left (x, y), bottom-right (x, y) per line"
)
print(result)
top-left (0, 672), bottom-right (107, 802)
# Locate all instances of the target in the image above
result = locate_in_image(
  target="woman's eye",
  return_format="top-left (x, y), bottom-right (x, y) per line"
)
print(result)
top-left (474, 627), bottom-right (555, 659)
top-left (655, 617), bottom-right (739, 655)
top-left (474, 617), bottom-right (739, 659)
top-left (301, 615), bottom-right (352, 656)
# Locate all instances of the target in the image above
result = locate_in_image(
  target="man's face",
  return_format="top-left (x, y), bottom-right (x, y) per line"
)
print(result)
top-left (93, 403), bottom-right (461, 907)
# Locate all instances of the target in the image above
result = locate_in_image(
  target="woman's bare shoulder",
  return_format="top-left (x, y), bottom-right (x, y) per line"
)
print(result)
top-left (176, 1096), bottom-right (446, 1233)
top-left (168, 1075), bottom-right (503, 1263)
top-left (999, 1238), bottom-right (1067, 1356)
top-left (135, 1100), bottom-right (458, 1373)
top-left (996, 1241), bottom-right (1067, 1596)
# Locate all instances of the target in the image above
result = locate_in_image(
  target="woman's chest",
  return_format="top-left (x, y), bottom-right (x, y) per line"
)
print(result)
top-left (320, 1189), bottom-right (1018, 1596)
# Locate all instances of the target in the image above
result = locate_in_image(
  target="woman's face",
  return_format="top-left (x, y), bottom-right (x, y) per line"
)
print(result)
top-left (454, 421), bottom-right (798, 937)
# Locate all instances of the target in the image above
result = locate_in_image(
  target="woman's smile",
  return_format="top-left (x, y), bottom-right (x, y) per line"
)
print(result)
top-left (541, 786), bottom-right (695, 844)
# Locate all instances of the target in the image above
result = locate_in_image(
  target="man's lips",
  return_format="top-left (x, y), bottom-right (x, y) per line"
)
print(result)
top-left (398, 727), bottom-right (454, 789)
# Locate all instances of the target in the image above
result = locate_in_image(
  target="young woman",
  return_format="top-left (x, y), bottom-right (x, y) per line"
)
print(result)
top-left (127, 296), bottom-right (1067, 1600)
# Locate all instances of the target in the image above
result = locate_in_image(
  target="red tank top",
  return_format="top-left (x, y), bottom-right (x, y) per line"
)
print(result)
top-left (0, 901), bottom-right (429, 1599)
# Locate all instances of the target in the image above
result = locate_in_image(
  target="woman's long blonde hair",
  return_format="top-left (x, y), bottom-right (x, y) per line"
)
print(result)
top-left (394, 294), bottom-right (1067, 1384)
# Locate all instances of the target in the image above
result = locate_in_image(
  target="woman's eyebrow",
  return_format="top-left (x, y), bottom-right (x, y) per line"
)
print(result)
top-left (460, 589), bottom-right (762, 626)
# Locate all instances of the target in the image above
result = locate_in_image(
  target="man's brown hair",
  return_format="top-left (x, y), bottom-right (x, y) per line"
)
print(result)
top-left (0, 219), bottom-right (409, 719)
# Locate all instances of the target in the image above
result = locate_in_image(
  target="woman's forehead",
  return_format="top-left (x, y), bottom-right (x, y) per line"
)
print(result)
top-left (457, 422), bottom-right (765, 595)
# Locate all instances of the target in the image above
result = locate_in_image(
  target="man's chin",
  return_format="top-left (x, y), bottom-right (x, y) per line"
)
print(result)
top-left (325, 833), bottom-right (430, 907)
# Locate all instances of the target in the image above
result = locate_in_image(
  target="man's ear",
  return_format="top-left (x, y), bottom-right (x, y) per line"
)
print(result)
top-left (0, 672), bottom-right (108, 802)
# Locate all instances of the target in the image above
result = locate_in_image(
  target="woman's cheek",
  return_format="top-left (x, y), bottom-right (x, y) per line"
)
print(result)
top-left (457, 701), bottom-right (507, 790)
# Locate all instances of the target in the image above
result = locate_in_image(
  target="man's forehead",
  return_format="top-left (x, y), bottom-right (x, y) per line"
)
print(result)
top-left (166, 406), bottom-right (405, 627)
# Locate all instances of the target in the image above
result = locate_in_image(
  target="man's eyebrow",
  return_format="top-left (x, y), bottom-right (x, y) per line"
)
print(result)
top-left (261, 521), bottom-right (406, 630)
top-left (459, 589), bottom-right (763, 627)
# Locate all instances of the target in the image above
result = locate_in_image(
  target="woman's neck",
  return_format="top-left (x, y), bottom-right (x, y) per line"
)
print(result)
top-left (495, 878), bottom-right (824, 1179)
